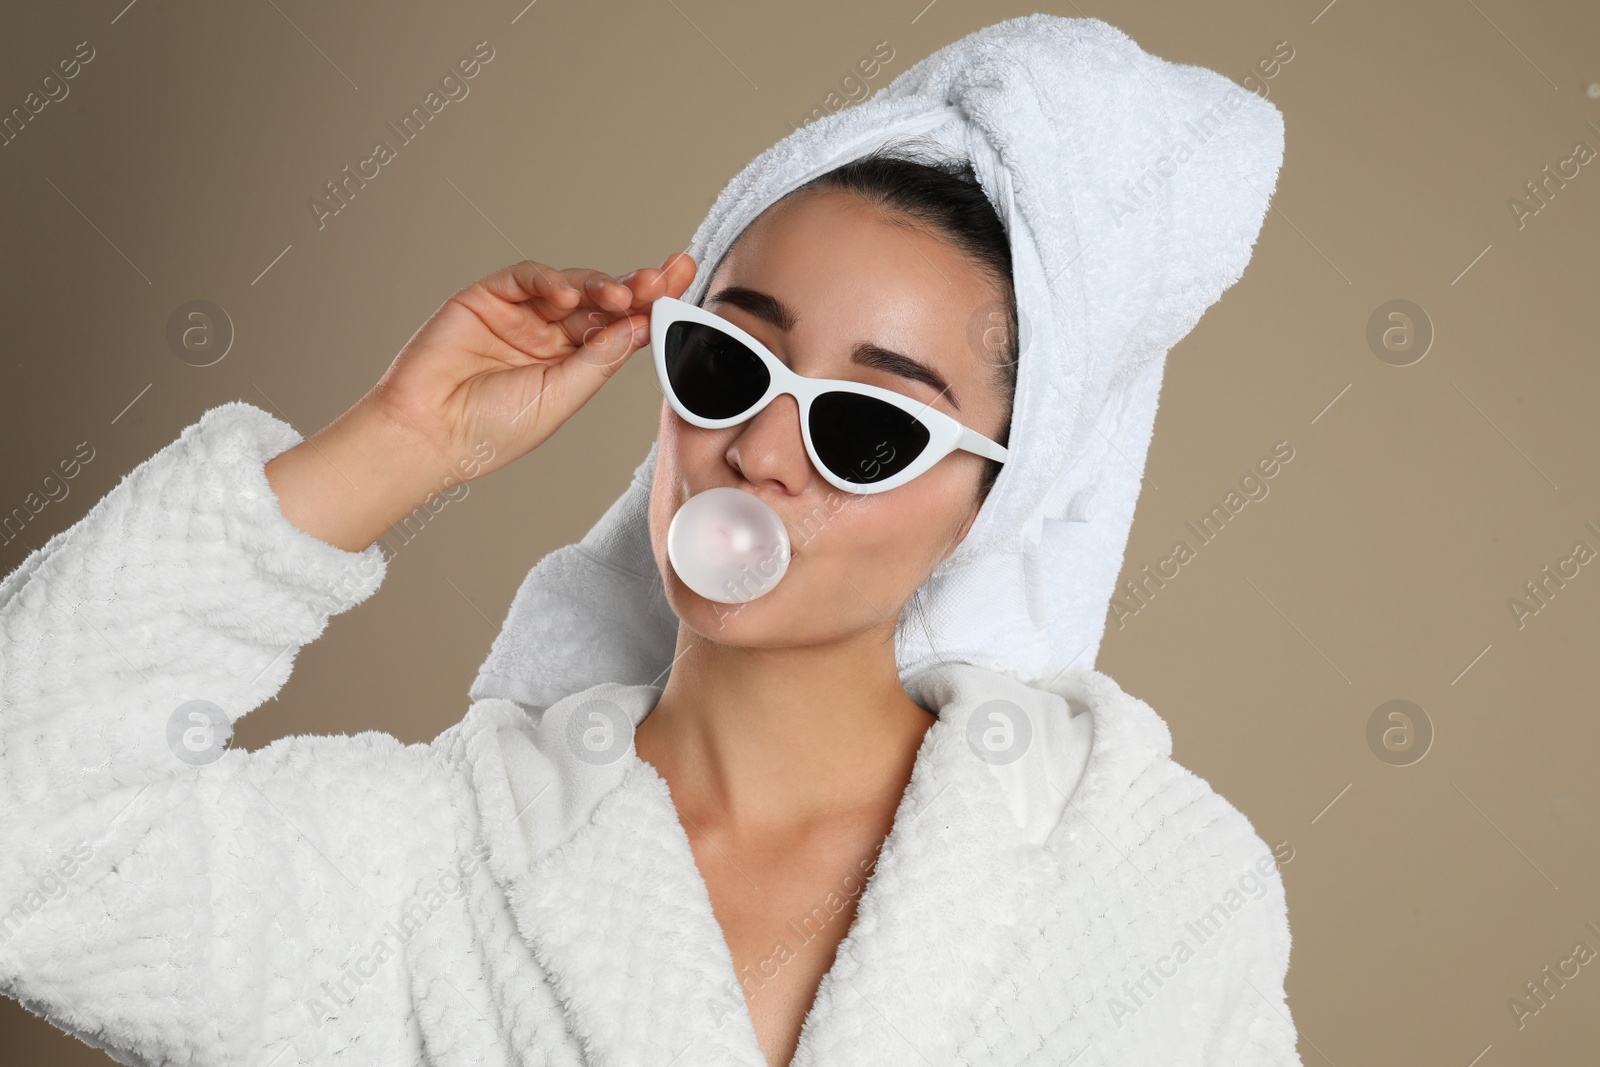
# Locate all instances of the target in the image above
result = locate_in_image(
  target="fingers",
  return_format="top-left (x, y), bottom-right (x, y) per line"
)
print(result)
top-left (567, 251), bottom-right (698, 311)
top-left (476, 254), bottom-right (697, 311)
top-left (616, 267), bottom-right (667, 307)
top-left (467, 255), bottom-right (698, 358)
top-left (549, 253), bottom-right (697, 346)
top-left (469, 262), bottom-right (628, 323)
top-left (615, 253), bottom-right (698, 306)
top-left (558, 268), bottom-right (637, 313)
top-left (659, 251), bottom-right (699, 298)
top-left (475, 260), bottom-right (581, 310)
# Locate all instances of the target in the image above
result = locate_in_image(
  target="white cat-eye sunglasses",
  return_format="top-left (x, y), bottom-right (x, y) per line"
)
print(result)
top-left (649, 295), bottom-right (1008, 496)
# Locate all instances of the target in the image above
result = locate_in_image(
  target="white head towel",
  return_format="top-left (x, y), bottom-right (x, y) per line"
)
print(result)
top-left (469, 14), bottom-right (1284, 710)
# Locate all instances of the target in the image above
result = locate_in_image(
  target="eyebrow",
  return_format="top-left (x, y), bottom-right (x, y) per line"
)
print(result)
top-left (707, 285), bottom-right (960, 410)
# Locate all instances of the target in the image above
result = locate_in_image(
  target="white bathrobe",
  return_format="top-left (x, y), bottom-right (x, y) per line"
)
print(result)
top-left (0, 402), bottom-right (1299, 1065)
top-left (2, 15), bottom-right (1300, 1064)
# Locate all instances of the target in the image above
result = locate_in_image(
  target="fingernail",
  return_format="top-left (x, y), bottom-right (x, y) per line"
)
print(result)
top-left (632, 320), bottom-right (650, 347)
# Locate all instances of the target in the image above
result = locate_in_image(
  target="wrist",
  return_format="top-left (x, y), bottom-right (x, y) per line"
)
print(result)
top-left (265, 402), bottom-right (458, 554)
top-left (332, 399), bottom-right (461, 502)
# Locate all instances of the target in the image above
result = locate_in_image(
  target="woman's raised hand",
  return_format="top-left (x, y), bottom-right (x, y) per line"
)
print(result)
top-left (264, 253), bottom-right (697, 554)
top-left (371, 253), bottom-right (698, 479)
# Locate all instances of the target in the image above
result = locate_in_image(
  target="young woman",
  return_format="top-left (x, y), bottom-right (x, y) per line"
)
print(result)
top-left (0, 15), bottom-right (1298, 1067)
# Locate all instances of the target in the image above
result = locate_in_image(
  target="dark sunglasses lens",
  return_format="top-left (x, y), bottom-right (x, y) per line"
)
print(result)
top-left (664, 321), bottom-right (770, 419)
top-left (810, 392), bottom-right (931, 485)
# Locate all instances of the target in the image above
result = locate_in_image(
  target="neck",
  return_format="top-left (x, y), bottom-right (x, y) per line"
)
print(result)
top-left (634, 622), bottom-right (937, 837)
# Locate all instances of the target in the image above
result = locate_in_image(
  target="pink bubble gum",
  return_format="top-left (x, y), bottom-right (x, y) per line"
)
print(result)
top-left (666, 487), bottom-right (791, 604)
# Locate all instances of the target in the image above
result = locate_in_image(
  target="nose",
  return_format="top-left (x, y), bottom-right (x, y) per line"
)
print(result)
top-left (725, 392), bottom-right (813, 497)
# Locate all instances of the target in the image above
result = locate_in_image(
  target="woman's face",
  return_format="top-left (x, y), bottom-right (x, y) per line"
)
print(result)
top-left (648, 189), bottom-right (1011, 648)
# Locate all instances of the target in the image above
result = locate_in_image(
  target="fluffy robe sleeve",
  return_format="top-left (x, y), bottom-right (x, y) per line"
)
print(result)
top-left (1182, 781), bottom-right (1301, 1065)
top-left (1126, 760), bottom-right (1302, 1065)
top-left (0, 402), bottom-right (462, 1066)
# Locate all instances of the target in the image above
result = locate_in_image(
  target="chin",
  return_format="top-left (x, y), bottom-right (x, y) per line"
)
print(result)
top-left (665, 568), bottom-right (807, 646)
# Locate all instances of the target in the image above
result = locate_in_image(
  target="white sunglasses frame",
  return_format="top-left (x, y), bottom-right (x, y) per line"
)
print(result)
top-left (648, 294), bottom-right (1009, 496)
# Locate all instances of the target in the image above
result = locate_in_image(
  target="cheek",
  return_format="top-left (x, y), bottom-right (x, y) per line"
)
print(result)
top-left (805, 477), bottom-right (971, 600)
top-left (656, 403), bottom-right (731, 483)
top-left (649, 410), bottom-right (739, 598)
top-left (648, 410), bottom-right (685, 574)
top-left (651, 409), bottom-right (708, 509)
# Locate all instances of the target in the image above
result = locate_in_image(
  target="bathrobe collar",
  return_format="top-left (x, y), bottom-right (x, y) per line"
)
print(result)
top-left (455, 659), bottom-right (1168, 1066)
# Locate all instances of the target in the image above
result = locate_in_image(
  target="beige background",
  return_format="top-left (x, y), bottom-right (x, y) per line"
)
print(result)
top-left (2, 0), bottom-right (1598, 1062)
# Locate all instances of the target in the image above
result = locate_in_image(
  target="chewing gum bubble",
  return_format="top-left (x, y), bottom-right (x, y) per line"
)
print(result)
top-left (667, 487), bottom-right (790, 603)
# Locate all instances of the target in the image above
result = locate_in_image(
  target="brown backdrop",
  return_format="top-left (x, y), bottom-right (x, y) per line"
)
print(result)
top-left (2, 0), bottom-right (1597, 1062)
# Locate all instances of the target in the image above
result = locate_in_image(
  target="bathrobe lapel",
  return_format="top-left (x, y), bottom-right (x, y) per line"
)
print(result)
top-left (515, 756), bottom-right (766, 1064)
top-left (460, 685), bottom-right (768, 1064)
top-left (460, 663), bottom-right (1090, 1066)
top-left (784, 665), bottom-right (1068, 1066)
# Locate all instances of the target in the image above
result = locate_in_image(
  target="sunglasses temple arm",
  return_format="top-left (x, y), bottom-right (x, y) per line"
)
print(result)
top-left (958, 425), bottom-right (1009, 463)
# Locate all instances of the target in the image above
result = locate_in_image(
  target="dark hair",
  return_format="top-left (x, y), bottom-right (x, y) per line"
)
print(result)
top-left (784, 139), bottom-right (1019, 502)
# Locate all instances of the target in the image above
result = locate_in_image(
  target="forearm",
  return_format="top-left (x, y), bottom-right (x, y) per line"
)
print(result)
top-left (264, 399), bottom-right (459, 554)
